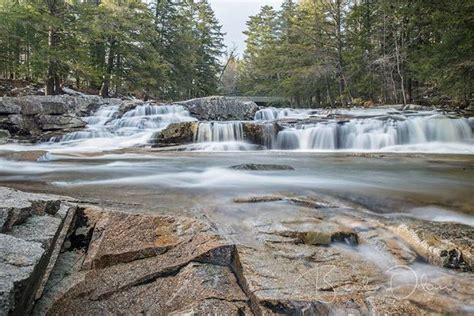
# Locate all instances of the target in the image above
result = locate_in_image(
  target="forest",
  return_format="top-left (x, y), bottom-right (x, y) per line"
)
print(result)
top-left (0, 0), bottom-right (473, 107)
top-left (236, 0), bottom-right (473, 107)
top-left (0, 0), bottom-right (225, 100)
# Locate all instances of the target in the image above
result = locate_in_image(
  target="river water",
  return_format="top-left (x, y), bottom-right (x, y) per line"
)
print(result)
top-left (1, 103), bottom-right (473, 313)
top-left (0, 103), bottom-right (473, 221)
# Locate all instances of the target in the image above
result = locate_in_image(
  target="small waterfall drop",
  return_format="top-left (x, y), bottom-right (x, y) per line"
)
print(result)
top-left (275, 115), bottom-right (472, 151)
top-left (195, 122), bottom-right (244, 142)
top-left (254, 107), bottom-right (316, 121)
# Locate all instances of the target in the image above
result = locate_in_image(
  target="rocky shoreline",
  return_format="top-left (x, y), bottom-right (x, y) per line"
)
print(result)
top-left (1, 186), bottom-right (473, 315)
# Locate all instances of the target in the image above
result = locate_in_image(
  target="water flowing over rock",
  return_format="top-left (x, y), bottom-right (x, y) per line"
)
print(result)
top-left (254, 107), bottom-right (317, 121)
top-left (1, 95), bottom-right (473, 153)
top-left (195, 121), bottom-right (244, 142)
top-left (49, 103), bottom-right (196, 150)
top-left (275, 114), bottom-right (472, 151)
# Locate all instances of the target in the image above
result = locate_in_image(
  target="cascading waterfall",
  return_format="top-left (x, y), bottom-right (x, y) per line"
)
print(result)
top-left (44, 101), bottom-right (474, 153)
top-left (51, 104), bottom-right (195, 147)
top-left (50, 105), bottom-right (119, 142)
top-left (275, 114), bottom-right (472, 150)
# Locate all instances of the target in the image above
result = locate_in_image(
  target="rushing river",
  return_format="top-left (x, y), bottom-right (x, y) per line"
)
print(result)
top-left (1, 105), bottom-right (473, 305)
top-left (0, 104), bottom-right (473, 221)
top-left (8, 102), bottom-right (470, 153)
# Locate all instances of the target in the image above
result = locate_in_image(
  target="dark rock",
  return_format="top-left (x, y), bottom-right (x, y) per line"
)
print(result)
top-left (0, 129), bottom-right (10, 144)
top-left (177, 96), bottom-right (259, 121)
top-left (229, 163), bottom-right (295, 171)
top-left (0, 95), bottom-right (120, 141)
top-left (0, 100), bottom-right (20, 114)
top-left (35, 115), bottom-right (86, 131)
top-left (153, 121), bottom-right (199, 147)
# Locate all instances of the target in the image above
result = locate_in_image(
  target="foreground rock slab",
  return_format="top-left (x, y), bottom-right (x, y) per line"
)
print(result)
top-left (0, 187), bottom-right (75, 316)
top-left (2, 187), bottom-right (474, 315)
top-left (39, 208), bottom-right (252, 315)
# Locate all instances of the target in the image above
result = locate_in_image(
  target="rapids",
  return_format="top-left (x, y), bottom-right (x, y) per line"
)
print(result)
top-left (0, 102), bottom-right (472, 154)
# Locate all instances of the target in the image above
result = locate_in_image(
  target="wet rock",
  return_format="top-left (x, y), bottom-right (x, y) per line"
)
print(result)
top-left (391, 220), bottom-right (473, 271)
top-left (229, 163), bottom-right (295, 171)
top-left (234, 195), bottom-right (286, 203)
top-left (0, 150), bottom-right (47, 161)
top-left (261, 217), bottom-right (358, 246)
top-left (0, 129), bottom-right (10, 144)
top-left (153, 121), bottom-right (199, 147)
top-left (177, 96), bottom-right (259, 121)
top-left (117, 99), bottom-right (144, 116)
top-left (242, 122), bottom-right (264, 145)
top-left (35, 115), bottom-right (86, 131)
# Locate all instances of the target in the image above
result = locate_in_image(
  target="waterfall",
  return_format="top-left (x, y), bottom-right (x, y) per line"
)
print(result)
top-left (195, 122), bottom-right (244, 142)
top-left (52, 104), bottom-right (195, 145)
top-left (275, 115), bottom-right (472, 150)
top-left (254, 107), bottom-right (316, 121)
top-left (262, 123), bottom-right (277, 149)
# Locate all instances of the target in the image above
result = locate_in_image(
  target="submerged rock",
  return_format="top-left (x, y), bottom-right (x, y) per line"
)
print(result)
top-left (229, 163), bottom-right (295, 171)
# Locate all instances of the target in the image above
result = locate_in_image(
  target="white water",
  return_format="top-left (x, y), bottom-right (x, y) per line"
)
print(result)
top-left (1, 102), bottom-right (472, 153)
top-left (195, 122), bottom-right (244, 142)
top-left (47, 104), bottom-right (196, 150)
top-left (275, 114), bottom-right (473, 151)
top-left (255, 107), bottom-right (317, 121)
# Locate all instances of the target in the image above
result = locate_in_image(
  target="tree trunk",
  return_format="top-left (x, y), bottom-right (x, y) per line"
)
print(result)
top-left (100, 40), bottom-right (116, 98)
top-left (394, 29), bottom-right (406, 105)
top-left (45, 25), bottom-right (61, 95)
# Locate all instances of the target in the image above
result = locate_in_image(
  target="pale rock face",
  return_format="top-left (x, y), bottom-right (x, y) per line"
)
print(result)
top-left (0, 187), bottom-right (75, 316)
top-left (1, 187), bottom-right (473, 315)
top-left (177, 96), bottom-right (259, 121)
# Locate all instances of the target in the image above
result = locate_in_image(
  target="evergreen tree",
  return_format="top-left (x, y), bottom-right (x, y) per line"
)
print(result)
top-left (0, 0), bottom-right (225, 100)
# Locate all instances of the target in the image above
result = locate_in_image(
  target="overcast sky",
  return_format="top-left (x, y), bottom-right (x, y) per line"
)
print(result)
top-left (209, 0), bottom-right (283, 56)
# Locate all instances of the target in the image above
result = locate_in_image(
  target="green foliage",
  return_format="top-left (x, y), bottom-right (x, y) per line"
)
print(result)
top-left (0, 0), bottom-right (225, 99)
top-left (239, 0), bottom-right (473, 107)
